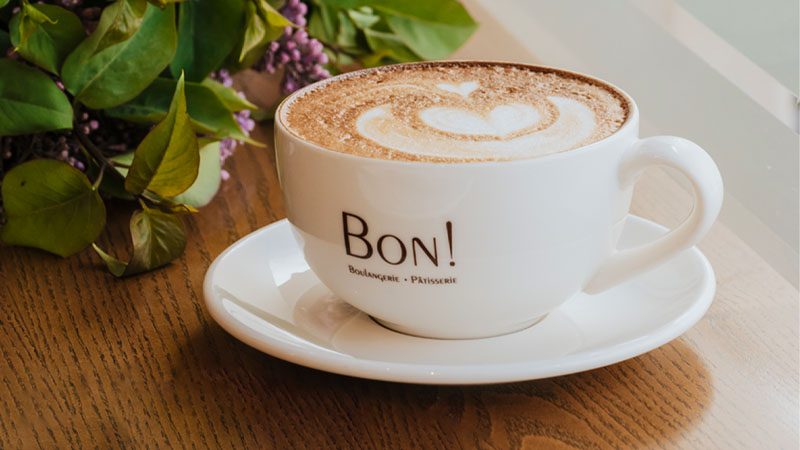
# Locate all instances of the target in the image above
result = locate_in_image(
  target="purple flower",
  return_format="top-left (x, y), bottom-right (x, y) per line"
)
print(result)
top-left (254, 0), bottom-right (330, 95)
top-left (208, 71), bottom-right (257, 179)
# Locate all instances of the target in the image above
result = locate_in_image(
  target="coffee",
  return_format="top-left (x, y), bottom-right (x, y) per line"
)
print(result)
top-left (276, 61), bottom-right (723, 338)
top-left (280, 62), bottom-right (630, 162)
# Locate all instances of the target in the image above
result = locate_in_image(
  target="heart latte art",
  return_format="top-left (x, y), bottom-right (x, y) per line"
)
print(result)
top-left (280, 62), bottom-right (630, 162)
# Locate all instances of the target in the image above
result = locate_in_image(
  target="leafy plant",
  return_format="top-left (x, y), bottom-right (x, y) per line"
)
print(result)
top-left (306, 0), bottom-right (477, 70)
top-left (0, 0), bottom-right (477, 276)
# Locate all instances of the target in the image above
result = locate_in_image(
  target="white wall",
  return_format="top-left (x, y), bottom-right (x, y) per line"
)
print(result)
top-left (675, 0), bottom-right (798, 94)
top-left (453, 0), bottom-right (800, 286)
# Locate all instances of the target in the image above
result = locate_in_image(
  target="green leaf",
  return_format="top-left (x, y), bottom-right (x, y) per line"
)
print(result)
top-left (313, 0), bottom-right (365, 9)
top-left (111, 151), bottom-right (135, 169)
top-left (259, 0), bottom-right (293, 37)
top-left (0, 30), bottom-right (9, 51)
top-left (371, 0), bottom-right (476, 26)
top-left (105, 78), bottom-right (256, 143)
top-left (1, 159), bottom-right (106, 257)
top-left (0, 0), bottom-right (10, 9)
top-left (250, 107), bottom-right (275, 122)
top-left (141, 192), bottom-right (197, 214)
top-left (321, 0), bottom-right (477, 27)
top-left (9, 4), bottom-right (85, 74)
top-left (92, 0), bottom-right (147, 55)
top-left (362, 28), bottom-right (419, 64)
top-left (358, 48), bottom-right (390, 68)
top-left (308, 1), bottom-right (338, 43)
top-left (93, 205), bottom-right (186, 277)
top-left (12, 2), bottom-right (57, 51)
top-left (124, 73), bottom-right (200, 197)
top-left (234, 0), bottom-right (291, 68)
top-left (201, 78), bottom-right (256, 111)
top-left (98, 141), bottom-right (220, 207)
top-left (0, 58), bottom-right (72, 135)
top-left (369, 0), bottom-right (476, 60)
top-left (93, 244), bottom-right (128, 276)
top-left (170, 140), bottom-right (221, 207)
top-left (21, 2), bottom-right (56, 23)
top-left (383, 14), bottom-right (477, 60)
top-left (237, 2), bottom-right (264, 62)
top-left (85, 151), bottom-right (135, 200)
top-left (309, 0), bottom-right (477, 62)
top-left (347, 7), bottom-right (379, 29)
top-left (62, 3), bottom-right (177, 109)
top-left (336, 10), bottom-right (358, 49)
top-left (170, 0), bottom-right (246, 82)
top-left (147, 0), bottom-right (182, 7)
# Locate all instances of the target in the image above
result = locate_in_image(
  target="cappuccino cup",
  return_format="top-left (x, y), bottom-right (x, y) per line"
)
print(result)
top-left (275, 61), bottom-right (723, 339)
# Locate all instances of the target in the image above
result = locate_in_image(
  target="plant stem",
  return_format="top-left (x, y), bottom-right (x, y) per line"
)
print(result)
top-left (319, 40), bottom-right (361, 59)
top-left (71, 104), bottom-right (126, 184)
top-left (17, 135), bottom-right (36, 165)
top-left (92, 163), bottom-right (105, 190)
top-left (72, 123), bottom-right (126, 184)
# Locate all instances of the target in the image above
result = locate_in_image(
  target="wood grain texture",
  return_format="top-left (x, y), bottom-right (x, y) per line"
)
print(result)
top-left (0, 123), bottom-right (797, 449)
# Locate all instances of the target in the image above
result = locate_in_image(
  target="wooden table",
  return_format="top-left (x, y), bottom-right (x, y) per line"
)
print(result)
top-left (1, 121), bottom-right (797, 449)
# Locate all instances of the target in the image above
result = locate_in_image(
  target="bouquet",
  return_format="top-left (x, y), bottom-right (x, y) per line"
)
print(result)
top-left (0, 0), bottom-right (476, 275)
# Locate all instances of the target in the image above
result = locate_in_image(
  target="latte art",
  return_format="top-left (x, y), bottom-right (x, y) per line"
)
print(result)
top-left (417, 103), bottom-right (540, 136)
top-left (280, 62), bottom-right (630, 162)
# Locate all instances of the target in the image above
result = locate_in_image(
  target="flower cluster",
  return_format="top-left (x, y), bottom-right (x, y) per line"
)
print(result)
top-left (255, 0), bottom-right (330, 94)
top-left (1, 0), bottom-right (145, 177)
top-left (3, 0), bottom-right (320, 189)
top-left (0, 0), bottom-right (477, 274)
top-left (0, 110), bottom-right (150, 174)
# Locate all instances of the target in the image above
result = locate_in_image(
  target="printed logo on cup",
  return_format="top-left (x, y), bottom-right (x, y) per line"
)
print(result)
top-left (342, 212), bottom-right (457, 286)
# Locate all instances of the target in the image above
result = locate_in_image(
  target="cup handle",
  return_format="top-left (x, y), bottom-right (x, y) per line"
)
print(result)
top-left (583, 136), bottom-right (723, 294)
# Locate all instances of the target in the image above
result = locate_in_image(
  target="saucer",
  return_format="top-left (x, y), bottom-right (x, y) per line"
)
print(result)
top-left (203, 216), bottom-right (715, 385)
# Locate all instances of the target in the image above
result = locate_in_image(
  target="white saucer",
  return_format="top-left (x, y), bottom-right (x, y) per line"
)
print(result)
top-left (203, 216), bottom-right (715, 385)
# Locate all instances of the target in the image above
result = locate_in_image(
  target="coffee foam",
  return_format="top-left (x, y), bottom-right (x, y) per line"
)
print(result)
top-left (280, 62), bottom-right (630, 162)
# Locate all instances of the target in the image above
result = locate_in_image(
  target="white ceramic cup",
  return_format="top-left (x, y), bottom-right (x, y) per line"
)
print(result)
top-left (275, 62), bottom-right (723, 339)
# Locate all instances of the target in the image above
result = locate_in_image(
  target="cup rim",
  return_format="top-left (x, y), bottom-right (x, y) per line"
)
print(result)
top-left (275, 60), bottom-right (639, 166)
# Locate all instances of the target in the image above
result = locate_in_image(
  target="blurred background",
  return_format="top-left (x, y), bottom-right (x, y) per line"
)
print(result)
top-left (453, 0), bottom-right (799, 286)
